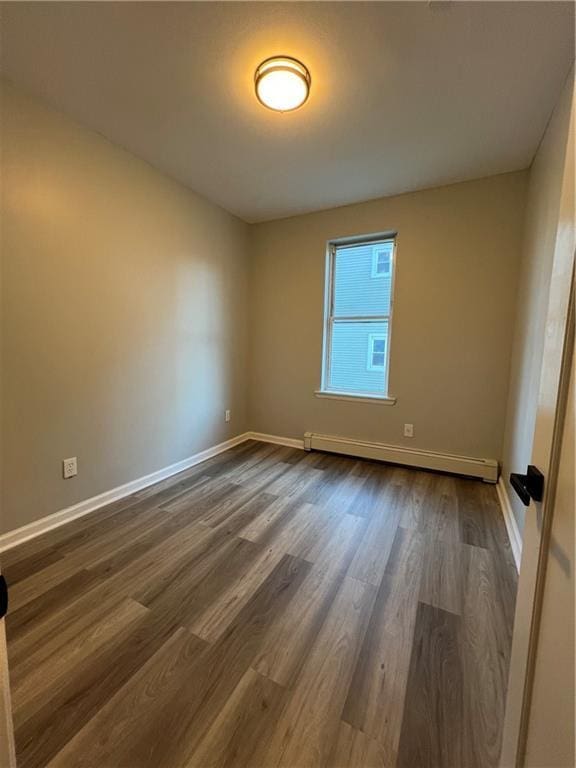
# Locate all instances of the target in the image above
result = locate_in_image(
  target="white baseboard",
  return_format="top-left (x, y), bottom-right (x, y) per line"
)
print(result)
top-left (0, 427), bottom-right (507, 554)
top-left (0, 432), bottom-right (251, 553)
top-left (303, 431), bottom-right (499, 483)
top-left (246, 431), bottom-right (305, 450)
top-left (496, 478), bottom-right (522, 571)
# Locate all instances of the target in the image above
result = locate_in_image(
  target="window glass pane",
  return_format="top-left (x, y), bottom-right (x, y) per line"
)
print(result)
top-left (372, 338), bottom-right (385, 354)
top-left (333, 242), bottom-right (392, 316)
top-left (328, 320), bottom-right (388, 394)
top-left (372, 352), bottom-right (385, 367)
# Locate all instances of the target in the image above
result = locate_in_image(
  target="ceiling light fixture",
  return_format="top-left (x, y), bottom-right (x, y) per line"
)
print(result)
top-left (254, 56), bottom-right (311, 112)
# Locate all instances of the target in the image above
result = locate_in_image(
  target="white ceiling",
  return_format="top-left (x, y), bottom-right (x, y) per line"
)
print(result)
top-left (1, 2), bottom-right (574, 222)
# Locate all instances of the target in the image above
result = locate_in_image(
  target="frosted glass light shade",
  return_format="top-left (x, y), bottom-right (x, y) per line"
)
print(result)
top-left (255, 56), bottom-right (311, 112)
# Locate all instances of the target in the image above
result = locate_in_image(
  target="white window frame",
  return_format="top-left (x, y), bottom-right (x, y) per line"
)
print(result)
top-left (317, 234), bottom-right (397, 404)
top-left (371, 245), bottom-right (391, 278)
top-left (367, 332), bottom-right (387, 371)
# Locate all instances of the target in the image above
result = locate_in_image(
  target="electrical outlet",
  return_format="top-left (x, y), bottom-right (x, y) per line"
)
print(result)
top-left (63, 457), bottom-right (77, 479)
top-left (225, 410), bottom-right (231, 423)
top-left (403, 424), bottom-right (414, 438)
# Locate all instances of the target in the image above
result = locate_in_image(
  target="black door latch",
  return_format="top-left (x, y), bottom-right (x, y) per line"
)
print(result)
top-left (0, 575), bottom-right (7, 620)
top-left (510, 465), bottom-right (545, 506)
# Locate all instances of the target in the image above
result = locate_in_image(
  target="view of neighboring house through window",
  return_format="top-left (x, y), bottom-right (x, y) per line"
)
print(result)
top-left (321, 235), bottom-right (395, 397)
top-left (371, 246), bottom-right (391, 277)
top-left (367, 333), bottom-right (387, 371)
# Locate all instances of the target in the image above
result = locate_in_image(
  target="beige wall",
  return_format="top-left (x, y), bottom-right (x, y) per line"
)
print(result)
top-left (0, 81), bottom-right (249, 534)
top-left (248, 172), bottom-right (527, 460)
top-left (0, 80), bottom-right (537, 538)
top-left (502, 69), bottom-right (575, 534)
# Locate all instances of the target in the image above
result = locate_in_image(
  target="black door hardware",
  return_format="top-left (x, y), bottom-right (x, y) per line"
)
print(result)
top-left (0, 575), bottom-right (7, 620)
top-left (510, 465), bottom-right (545, 506)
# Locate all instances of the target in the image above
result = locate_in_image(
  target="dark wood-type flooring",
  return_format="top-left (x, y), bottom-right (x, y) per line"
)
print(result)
top-left (2, 440), bottom-right (518, 768)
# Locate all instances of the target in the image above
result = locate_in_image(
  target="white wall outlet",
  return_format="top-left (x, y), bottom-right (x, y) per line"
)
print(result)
top-left (63, 457), bottom-right (77, 479)
top-left (403, 424), bottom-right (414, 438)
top-left (225, 409), bottom-right (231, 423)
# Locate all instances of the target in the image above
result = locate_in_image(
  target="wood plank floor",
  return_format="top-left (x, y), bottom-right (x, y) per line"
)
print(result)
top-left (1, 440), bottom-right (518, 768)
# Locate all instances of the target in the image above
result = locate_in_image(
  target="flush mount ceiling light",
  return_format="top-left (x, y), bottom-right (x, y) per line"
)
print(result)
top-left (254, 56), bottom-right (311, 112)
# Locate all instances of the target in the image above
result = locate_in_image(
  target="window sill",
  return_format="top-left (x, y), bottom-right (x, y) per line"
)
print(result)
top-left (314, 390), bottom-right (397, 405)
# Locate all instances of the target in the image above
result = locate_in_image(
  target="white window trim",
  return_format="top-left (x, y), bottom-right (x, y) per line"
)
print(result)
top-left (314, 390), bottom-right (397, 405)
top-left (367, 332), bottom-right (387, 372)
top-left (319, 234), bottom-right (397, 401)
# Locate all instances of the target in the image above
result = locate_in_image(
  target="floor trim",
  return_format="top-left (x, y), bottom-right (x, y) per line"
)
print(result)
top-left (303, 431), bottom-right (499, 483)
top-left (0, 432), bottom-right (251, 553)
top-left (246, 431), bottom-right (305, 450)
top-left (496, 478), bottom-right (522, 571)
top-left (0, 429), bottom-right (513, 556)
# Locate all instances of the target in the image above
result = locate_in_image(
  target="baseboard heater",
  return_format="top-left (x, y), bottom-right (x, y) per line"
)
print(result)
top-left (303, 432), bottom-right (498, 483)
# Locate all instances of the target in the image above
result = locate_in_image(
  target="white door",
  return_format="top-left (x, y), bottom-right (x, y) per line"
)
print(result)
top-left (500, 82), bottom-right (575, 766)
top-left (524, 343), bottom-right (574, 766)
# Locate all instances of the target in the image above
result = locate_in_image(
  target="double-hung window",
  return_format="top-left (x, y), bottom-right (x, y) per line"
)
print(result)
top-left (320, 235), bottom-right (396, 400)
